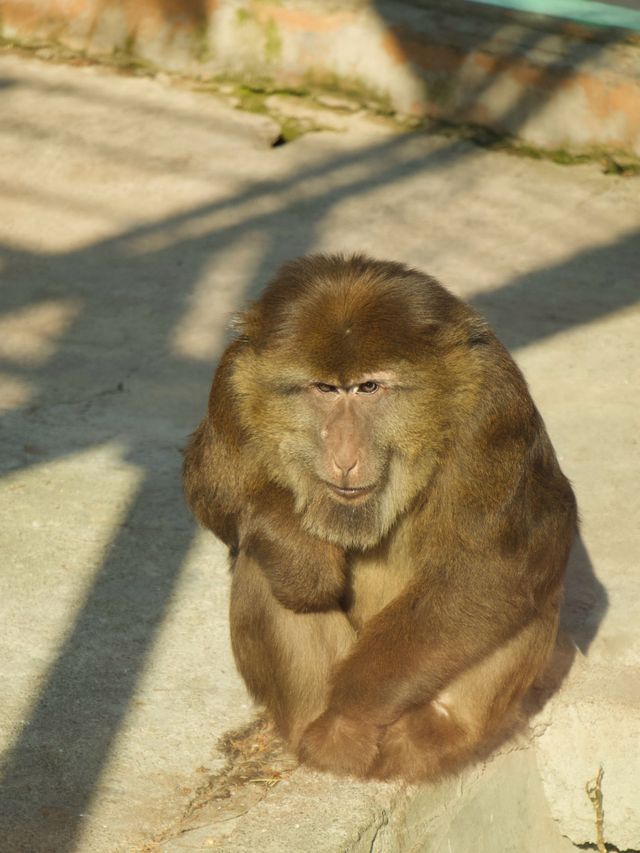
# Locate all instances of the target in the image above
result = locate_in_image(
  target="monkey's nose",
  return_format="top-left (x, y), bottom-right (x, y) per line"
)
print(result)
top-left (331, 456), bottom-right (358, 478)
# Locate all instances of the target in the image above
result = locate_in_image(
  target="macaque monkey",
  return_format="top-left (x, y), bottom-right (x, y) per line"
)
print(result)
top-left (183, 254), bottom-right (577, 780)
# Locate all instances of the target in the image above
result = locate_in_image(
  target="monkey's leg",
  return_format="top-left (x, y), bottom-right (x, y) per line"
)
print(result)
top-left (229, 551), bottom-right (356, 746)
top-left (371, 610), bottom-right (559, 781)
top-left (299, 561), bottom-right (564, 779)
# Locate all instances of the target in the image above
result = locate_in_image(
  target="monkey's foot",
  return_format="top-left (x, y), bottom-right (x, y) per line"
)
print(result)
top-left (371, 703), bottom-right (473, 782)
top-left (298, 710), bottom-right (381, 778)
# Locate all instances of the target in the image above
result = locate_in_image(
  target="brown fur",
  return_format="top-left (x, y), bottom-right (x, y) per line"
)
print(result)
top-left (183, 254), bottom-right (577, 780)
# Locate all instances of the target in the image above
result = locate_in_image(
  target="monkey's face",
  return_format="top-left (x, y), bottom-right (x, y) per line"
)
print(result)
top-left (281, 373), bottom-right (406, 550)
top-left (233, 354), bottom-right (448, 551)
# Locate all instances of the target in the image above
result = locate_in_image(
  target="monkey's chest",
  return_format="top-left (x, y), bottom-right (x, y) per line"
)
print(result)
top-left (348, 551), bottom-right (415, 629)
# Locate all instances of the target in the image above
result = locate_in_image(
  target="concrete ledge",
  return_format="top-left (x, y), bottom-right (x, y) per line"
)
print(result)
top-left (157, 744), bottom-right (578, 852)
top-left (1, 0), bottom-right (640, 155)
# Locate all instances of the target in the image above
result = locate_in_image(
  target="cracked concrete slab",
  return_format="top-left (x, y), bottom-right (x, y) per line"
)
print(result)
top-left (0, 50), bottom-right (638, 852)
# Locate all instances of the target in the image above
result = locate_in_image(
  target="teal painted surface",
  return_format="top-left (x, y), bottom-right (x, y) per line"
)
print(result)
top-left (465, 0), bottom-right (640, 32)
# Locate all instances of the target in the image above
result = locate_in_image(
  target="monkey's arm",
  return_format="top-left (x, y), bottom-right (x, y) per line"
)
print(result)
top-left (243, 490), bottom-right (348, 613)
top-left (298, 564), bottom-right (547, 774)
top-left (183, 343), bottom-right (250, 551)
top-left (186, 439), bottom-right (347, 611)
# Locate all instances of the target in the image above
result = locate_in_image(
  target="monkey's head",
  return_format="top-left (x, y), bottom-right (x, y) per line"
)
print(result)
top-left (230, 254), bottom-right (489, 550)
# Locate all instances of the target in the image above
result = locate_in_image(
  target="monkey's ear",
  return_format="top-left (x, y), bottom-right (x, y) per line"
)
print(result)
top-left (230, 304), bottom-right (261, 343)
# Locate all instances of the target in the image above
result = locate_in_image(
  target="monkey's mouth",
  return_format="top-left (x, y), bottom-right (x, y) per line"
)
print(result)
top-left (327, 484), bottom-right (375, 502)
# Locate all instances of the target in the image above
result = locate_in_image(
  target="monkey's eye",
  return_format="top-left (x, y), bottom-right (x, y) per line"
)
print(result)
top-left (357, 381), bottom-right (379, 394)
top-left (315, 382), bottom-right (339, 393)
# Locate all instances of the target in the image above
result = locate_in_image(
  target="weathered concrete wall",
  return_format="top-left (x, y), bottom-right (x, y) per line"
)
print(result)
top-left (1, 0), bottom-right (640, 155)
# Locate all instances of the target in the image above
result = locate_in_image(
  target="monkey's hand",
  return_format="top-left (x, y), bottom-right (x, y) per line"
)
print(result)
top-left (297, 709), bottom-right (382, 777)
top-left (245, 527), bottom-right (347, 612)
top-left (243, 488), bottom-right (348, 612)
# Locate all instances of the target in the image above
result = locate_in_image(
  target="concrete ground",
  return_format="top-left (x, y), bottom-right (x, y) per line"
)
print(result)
top-left (0, 51), bottom-right (638, 853)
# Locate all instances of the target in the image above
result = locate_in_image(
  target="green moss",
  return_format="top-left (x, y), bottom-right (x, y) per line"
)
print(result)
top-left (302, 70), bottom-right (395, 115)
top-left (190, 22), bottom-right (212, 62)
top-left (235, 84), bottom-right (269, 114)
top-left (501, 140), bottom-right (639, 171)
top-left (123, 31), bottom-right (136, 56)
top-left (601, 156), bottom-right (640, 176)
top-left (110, 47), bottom-right (155, 74)
top-left (264, 19), bottom-right (282, 63)
top-left (235, 8), bottom-right (253, 26)
top-left (430, 120), bottom-right (640, 174)
top-left (218, 81), bottom-right (342, 143)
top-left (109, 31), bottom-right (156, 74)
top-left (234, 10), bottom-right (281, 65)
top-left (234, 81), bottom-right (311, 101)
top-left (510, 143), bottom-right (591, 165)
top-left (279, 116), bottom-right (307, 143)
